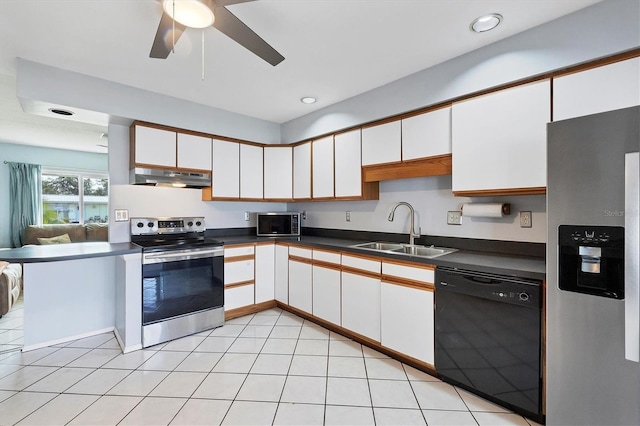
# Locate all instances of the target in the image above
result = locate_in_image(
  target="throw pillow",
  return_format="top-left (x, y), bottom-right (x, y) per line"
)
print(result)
top-left (37, 234), bottom-right (72, 245)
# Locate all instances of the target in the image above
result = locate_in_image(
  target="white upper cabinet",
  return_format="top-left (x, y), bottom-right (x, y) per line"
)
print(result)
top-left (240, 144), bottom-right (264, 199)
top-left (553, 57), bottom-right (640, 121)
top-left (212, 139), bottom-right (239, 198)
top-left (133, 126), bottom-right (176, 168)
top-left (312, 136), bottom-right (334, 198)
top-left (402, 107), bottom-right (451, 161)
top-left (452, 79), bottom-right (551, 194)
top-left (334, 129), bottom-right (362, 198)
top-left (264, 146), bottom-right (293, 199)
top-left (177, 133), bottom-right (212, 171)
top-left (361, 120), bottom-right (402, 166)
top-left (293, 142), bottom-right (312, 199)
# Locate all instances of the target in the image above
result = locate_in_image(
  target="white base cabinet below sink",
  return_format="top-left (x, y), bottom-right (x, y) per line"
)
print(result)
top-left (342, 270), bottom-right (381, 342)
top-left (380, 282), bottom-right (434, 365)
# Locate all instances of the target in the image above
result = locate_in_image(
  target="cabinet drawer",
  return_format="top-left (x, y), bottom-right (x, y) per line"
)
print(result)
top-left (225, 245), bottom-right (255, 257)
top-left (289, 246), bottom-right (312, 259)
top-left (382, 262), bottom-right (434, 284)
top-left (225, 284), bottom-right (254, 311)
top-left (313, 249), bottom-right (341, 265)
top-left (225, 259), bottom-right (254, 285)
top-left (342, 254), bottom-right (381, 274)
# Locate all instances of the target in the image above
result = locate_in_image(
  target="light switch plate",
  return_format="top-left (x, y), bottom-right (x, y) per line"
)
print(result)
top-left (114, 209), bottom-right (129, 222)
top-left (244, 211), bottom-right (250, 221)
top-left (447, 211), bottom-right (462, 225)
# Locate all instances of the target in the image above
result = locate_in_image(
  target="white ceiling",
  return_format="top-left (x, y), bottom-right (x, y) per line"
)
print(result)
top-left (0, 0), bottom-right (602, 153)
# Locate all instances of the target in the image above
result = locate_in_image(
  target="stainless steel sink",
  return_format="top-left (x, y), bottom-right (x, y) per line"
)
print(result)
top-left (390, 245), bottom-right (457, 258)
top-left (351, 242), bottom-right (406, 251)
top-left (350, 242), bottom-right (457, 259)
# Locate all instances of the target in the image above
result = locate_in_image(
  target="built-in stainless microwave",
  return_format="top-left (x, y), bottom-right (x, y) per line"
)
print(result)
top-left (256, 212), bottom-right (301, 237)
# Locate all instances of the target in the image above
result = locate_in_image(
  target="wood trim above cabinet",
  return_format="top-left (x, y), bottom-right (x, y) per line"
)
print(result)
top-left (225, 280), bottom-right (254, 289)
top-left (453, 186), bottom-right (546, 197)
top-left (382, 276), bottom-right (435, 291)
top-left (224, 254), bottom-right (255, 263)
top-left (341, 266), bottom-right (381, 281)
top-left (289, 255), bottom-right (313, 265)
top-left (363, 154), bottom-right (452, 182)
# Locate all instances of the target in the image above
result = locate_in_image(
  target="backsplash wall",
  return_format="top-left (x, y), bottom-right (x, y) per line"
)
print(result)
top-left (292, 175), bottom-right (546, 243)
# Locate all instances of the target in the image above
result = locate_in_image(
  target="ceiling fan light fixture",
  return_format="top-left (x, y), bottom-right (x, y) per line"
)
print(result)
top-left (470, 13), bottom-right (502, 33)
top-left (162, 0), bottom-right (215, 29)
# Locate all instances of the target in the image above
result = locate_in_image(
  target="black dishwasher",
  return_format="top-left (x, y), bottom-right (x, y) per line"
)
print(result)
top-left (435, 267), bottom-right (543, 423)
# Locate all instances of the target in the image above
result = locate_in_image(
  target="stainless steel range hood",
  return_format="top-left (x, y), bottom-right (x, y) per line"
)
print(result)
top-left (129, 167), bottom-right (211, 188)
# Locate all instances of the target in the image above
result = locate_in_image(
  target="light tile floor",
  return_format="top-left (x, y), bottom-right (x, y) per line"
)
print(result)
top-left (0, 295), bottom-right (23, 354)
top-left (0, 308), bottom-right (543, 425)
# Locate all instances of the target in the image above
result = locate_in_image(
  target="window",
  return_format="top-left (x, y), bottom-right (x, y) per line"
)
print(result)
top-left (41, 170), bottom-right (109, 225)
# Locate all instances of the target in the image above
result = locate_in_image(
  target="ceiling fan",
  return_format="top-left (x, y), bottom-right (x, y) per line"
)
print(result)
top-left (150, 0), bottom-right (284, 66)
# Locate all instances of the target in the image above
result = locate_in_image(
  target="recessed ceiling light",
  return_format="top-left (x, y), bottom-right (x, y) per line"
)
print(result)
top-left (301, 97), bottom-right (317, 104)
top-left (48, 108), bottom-right (75, 116)
top-left (470, 13), bottom-right (502, 33)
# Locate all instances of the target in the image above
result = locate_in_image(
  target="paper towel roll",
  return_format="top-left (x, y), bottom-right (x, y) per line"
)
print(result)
top-left (461, 203), bottom-right (510, 218)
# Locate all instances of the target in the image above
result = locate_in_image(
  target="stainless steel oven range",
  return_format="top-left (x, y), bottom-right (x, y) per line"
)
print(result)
top-left (130, 217), bottom-right (224, 348)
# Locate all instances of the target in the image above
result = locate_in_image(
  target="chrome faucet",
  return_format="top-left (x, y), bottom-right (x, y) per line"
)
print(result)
top-left (388, 202), bottom-right (420, 245)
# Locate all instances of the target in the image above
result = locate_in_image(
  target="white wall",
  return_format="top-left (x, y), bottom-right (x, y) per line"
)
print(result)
top-left (294, 176), bottom-right (546, 243)
top-left (0, 141), bottom-right (108, 247)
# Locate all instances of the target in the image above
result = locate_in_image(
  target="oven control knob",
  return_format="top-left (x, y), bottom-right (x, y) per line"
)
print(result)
top-left (148, 222), bottom-right (154, 228)
top-left (136, 222), bottom-right (144, 228)
top-left (195, 221), bottom-right (202, 227)
top-left (519, 292), bottom-right (530, 302)
top-left (188, 221), bottom-right (194, 227)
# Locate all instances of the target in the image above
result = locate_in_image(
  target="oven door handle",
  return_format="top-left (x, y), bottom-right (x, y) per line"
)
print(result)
top-left (143, 247), bottom-right (224, 264)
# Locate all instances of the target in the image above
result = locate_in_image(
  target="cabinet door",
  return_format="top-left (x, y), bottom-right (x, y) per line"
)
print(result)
top-left (264, 146), bottom-right (293, 199)
top-left (225, 285), bottom-right (255, 311)
top-left (361, 121), bottom-right (401, 166)
top-left (212, 139), bottom-right (239, 198)
top-left (334, 129), bottom-right (362, 198)
top-left (293, 142), bottom-right (312, 199)
top-left (177, 133), bottom-right (212, 171)
top-left (554, 57), bottom-right (640, 121)
top-left (275, 244), bottom-right (289, 303)
top-left (312, 265), bottom-right (341, 325)
top-left (341, 271), bottom-right (381, 342)
top-left (289, 259), bottom-right (312, 314)
top-left (312, 136), bottom-right (334, 198)
top-left (240, 144), bottom-right (264, 199)
top-left (381, 282), bottom-right (434, 365)
top-left (255, 244), bottom-right (275, 304)
top-left (402, 107), bottom-right (451, 161)
top-left (134, 126), bottom-right (176, 168)
top-left (452, 79), bottom-right (550, 193)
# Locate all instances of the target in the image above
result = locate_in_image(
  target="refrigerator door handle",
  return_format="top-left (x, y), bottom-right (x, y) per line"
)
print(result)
top-left (625, 152), bottom-right (639, 362)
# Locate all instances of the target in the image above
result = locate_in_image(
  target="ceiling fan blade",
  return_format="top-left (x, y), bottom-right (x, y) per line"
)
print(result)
top-left (150, 11), bottom-right (187, 59)
top-left (212, 4), bottom-right (284, 66)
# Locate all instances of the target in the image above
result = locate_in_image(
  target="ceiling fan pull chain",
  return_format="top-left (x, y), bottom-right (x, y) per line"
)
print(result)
top-left (202, 30), bottom-right (206, 81)
top-left (171, 0), bottom-right (175, 53)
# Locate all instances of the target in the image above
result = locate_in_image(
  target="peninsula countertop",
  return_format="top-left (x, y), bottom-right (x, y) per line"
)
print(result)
top-left (0, 242), bottom-right (141, 263)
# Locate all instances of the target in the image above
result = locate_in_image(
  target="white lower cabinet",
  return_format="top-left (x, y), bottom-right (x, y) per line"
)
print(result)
top-left (289, 249), bottom-right (313, 313)
top-left (255, 244), bottom-right (275, 304)
top-left (225, 284), bottom-right (255, 311)
top-left (380, 282), bottom-right (434, 365)
top-left (274, 244), bottom-right (289, 303)
top-left (312, 265), bottom-right (341, 325)
top-left (341, 270), bottom-right (381, 342)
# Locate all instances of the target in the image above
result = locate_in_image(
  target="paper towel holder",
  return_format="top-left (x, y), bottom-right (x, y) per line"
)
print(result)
top-left (461, 203), bottom-right (511, 216)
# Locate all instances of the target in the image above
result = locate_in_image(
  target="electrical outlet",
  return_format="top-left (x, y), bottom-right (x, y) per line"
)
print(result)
top-left (244, 211), bottom-right (250, 221)
top-left (301, 210), bottom-right (307, 220)
top-left (346, 211), bottom-right (351, 222)
top-left (520, 211), bottom-right (532, 228)
top-left (447, 211), bottom-right (462, 225)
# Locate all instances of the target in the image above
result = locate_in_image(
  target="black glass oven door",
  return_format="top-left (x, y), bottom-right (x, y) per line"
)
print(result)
top-left (142, 255), bottom-right (224, 325)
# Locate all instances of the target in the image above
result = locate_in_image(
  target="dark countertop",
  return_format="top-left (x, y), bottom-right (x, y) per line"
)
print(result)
top-left (218, 235), bottom-right (546, 281)
top-left (0, 242), bottom-right (141, 263)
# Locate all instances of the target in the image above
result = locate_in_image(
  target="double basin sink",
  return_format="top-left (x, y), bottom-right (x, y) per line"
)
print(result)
top-left (350, 241), bottom-right (457, 259)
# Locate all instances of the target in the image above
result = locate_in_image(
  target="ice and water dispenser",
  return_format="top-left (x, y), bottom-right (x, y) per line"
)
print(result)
top-left (558, 225), bottom-right (625, 299)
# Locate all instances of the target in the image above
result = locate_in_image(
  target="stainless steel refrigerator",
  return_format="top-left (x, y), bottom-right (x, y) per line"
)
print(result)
top-left (547, 106), bottom-right (639, 426)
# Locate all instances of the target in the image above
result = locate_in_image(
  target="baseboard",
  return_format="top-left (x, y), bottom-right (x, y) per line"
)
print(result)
top-left (22, 326), bottom-right (115, 352)
top-left (114, 328), bottom-right (142, 354)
